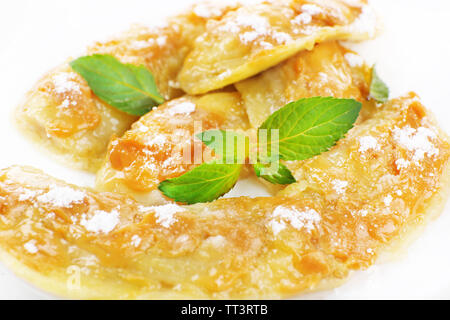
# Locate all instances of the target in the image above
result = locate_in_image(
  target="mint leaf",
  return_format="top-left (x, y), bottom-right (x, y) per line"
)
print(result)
top-left (158, 162), bottom-right (242, 204)
top-left (259, 97), bottom-right (361, 161)
top-left (254, 162), bottom-right (296, 185)
top-left (370, 66), bottom-right (389, 103)
top-left (196, 130), bottom-right (248, 164)
top-left (70, 54), bottom-right (164, 116)
top-left (161, 97), bottom-right (361, 204)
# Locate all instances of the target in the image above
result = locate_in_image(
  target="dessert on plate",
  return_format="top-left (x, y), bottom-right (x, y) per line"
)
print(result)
top-left (1, 0), bottom-right (449, 299)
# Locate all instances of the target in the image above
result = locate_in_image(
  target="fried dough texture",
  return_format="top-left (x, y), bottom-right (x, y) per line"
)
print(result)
top-left (1, 94), bottom-right (449, 299)
top-left (178, 0), bottom-right (377, 95)
top-left (15, 2), bottom-right (237, 172)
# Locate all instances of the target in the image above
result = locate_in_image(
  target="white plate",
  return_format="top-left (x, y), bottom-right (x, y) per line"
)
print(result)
top-left (0, 0), bottom-right (449, 299)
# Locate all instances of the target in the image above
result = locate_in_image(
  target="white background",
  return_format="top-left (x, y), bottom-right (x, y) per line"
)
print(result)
top-left (0, 0), bottom-right (449, 299)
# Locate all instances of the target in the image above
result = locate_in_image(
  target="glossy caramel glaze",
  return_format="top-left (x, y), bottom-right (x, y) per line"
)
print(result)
top-left (0, 95), bottom-right (448, 299)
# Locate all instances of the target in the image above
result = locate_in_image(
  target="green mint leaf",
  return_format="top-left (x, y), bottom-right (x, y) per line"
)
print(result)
top-left (259, 97), bottom-right (361, 161)
top-left (253, 162), bottom-right (296, 185)
top-left (196, 130), bottom-right (248, 164)
top-left (158, 162), bottom-right (242, 204)
top-left (70, 54), bottom-right (164, 116)
top-left (370, 66), bottom-right (389, 103)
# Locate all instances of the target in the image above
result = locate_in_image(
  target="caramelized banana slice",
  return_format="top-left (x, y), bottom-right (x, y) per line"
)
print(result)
top-left (236, 41), bottom-right (373, 128)
top-left (0, 95), bottom-right (448, 299)
top-left (95, 92), bottom-right (249, 204)
top-left (178, 0), bottom-right (377, 95)
top-left (15, 2), bottom-right (238, 172)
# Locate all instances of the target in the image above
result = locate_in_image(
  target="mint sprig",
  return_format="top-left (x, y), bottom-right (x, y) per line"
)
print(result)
top-left (260, 97), bottom-right (361, 160)
top-left (70, 54), bottom-right (164, 116)
top-left (159, 97), bottom-right (361, 204)
top-left (370, 66), bottom-right (389, 103)
top-left (158, 162), bottom-right (242, 204)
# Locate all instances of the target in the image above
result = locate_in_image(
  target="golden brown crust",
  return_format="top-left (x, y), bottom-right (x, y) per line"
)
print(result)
top-left (178, 0), bottom-right (376, 94)
top-left (1, 94), bottom-right (449, 299)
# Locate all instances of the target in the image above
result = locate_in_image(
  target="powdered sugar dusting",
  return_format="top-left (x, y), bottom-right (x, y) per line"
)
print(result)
top-left (268, 206), bottom-right (321, 235)
top-left (168, 101), bottom-right (196, 116)
top-left (332, 179), bottom-right (348, 195)
top-left (80, 209), bottom-right (120, 234)
top-left (301, 4), bottom-right (323, 16)
top-left (292, 4), bottom-right (322, 27)
top-left (293, 13), bottom-right (312, 25)
top-left (130, 35), bottom-right (167, 50)
top-left (52, 72), bottom-right (82, 94)
top-left (222, 12), bottom-right (292, 47)
top-left (345, 5), bottom-right (377, 38)
top-left (131, 235), bottom-right (142, 247)
top-left (37, 185), bottom-right (86, 208)
top-left (24, 240), bottom-right (38, 254)
top-left (344, 52), bottom-right (364, 68)
top-left (272, 31), bottom-right (292, 44)
top-left (395, 158), bottom-right (410, 170)
top-left (205, 235), bottom-right (227, 247)
top-left (358, 209), bottom-right (368, 217)
top-left (156, 36), bottom-right (167, 47)
top-left (145, 134), bottom-right (168, 146)
top-left (359, 136), bottom-right (380, 153)
top-left (393, 126), bottom-right (439, 162)
top-left (240, 31), bottom-right (259, 43)
top-left (141, 204), bottom-right (186, 228)
top-left (221, 14), bottom-right (269, 34)
top-left (130, 40), bottom-right (152, 50)
top-left (193, 2), bottom-right (229, 18)
top-left (137, 124), bottom-right (149, 133)
top-left (383, 195), bottom-right (393, 206)
top-left (18, 189), bottom-right (39, 202)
